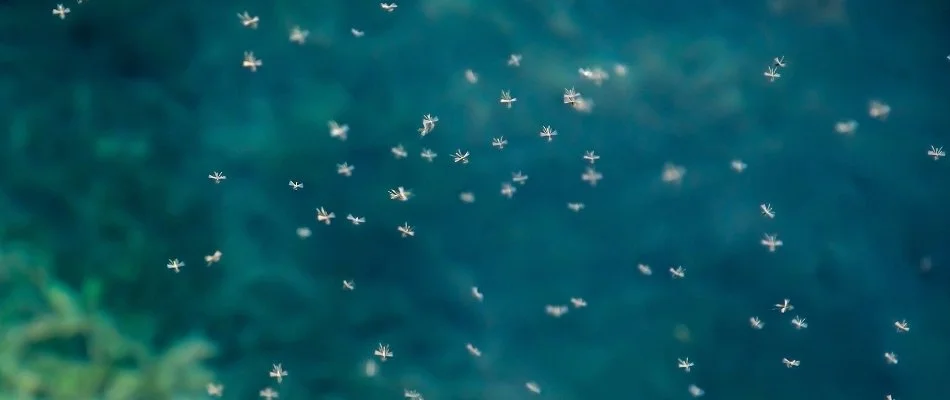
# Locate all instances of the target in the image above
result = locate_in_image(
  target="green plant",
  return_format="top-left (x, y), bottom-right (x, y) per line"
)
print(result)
top-left (0, 246), bottom-right (216, 400)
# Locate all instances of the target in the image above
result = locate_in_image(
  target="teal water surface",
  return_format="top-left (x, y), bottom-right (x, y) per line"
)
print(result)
top-left (0, 0), bottom-right (949, 399)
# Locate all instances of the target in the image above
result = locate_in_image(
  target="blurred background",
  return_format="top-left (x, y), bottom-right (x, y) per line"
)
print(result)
top-left (0, 0), bottom-right (949, 398)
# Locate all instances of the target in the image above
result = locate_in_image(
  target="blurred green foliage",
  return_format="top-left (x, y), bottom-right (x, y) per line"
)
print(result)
top-left (0, 245), bottom-right (216, 399)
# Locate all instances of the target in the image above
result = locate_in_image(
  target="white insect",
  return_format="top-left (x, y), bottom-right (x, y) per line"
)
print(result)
top-left (242, 51), bottom-right (262, 72)
top-left (583, 150), bottom-right (600, 164)
top-left (465, 343), bottom-right (482, 357)
top-left (289, 181), bottom-right (303, 190)
top-left (491, 137), bottom-right (508, 149)
top-left (749, 316), bottom-right (764, 329)
top-left (761, 233), bottom-right (783, 252)
top-left (316, 207), bottom-right (335, 225)
top-left (791, 316), bottom-right (808, 330)
top-left (259, 388), bottom-right (279, 400)
top-left (289, 26), bottom-right (309, 44)
top-left (773, 56), bottom-right (787, 68)
top-left (764, 66), bottom-right (781, 82)
top-left (346, 214), bottom-right (365, 225)
top-left (525, 381), bottom-right (541, 394)
top-left (571, 97), bottom-right (593, 113)
top-left (367, 360), bottom-right (381, 376)
top-left (613, 63), bottom-right (628, 76)
top-left (637, 264), bottom-right (653, 276)
top-left (391, 144), bottom-right (408, 159)
top-left (511, 171), bottom-right (528, 185)
top-left (670, 266), bottom-right (686, 279)
top-left (374, 343), bottom-right (393, 361)
top-left (578, 67), bottom-right (609, 85)
top-left (570, 297), bottom-right (587, 308)
top-left (567, 202), bottom-right (585, 212)
top-left (545, 305), bottom-right (569, 317)
top-left (564, 88), bottom-right (581, 104)
top-left (389, 187), bottom-right (412, 201)
top-left (774, 299), bottom-right (794, 314)
top-left (731, 159), bottom-right (747, 172)
top-left (328, 121), bottom-right (349, 141)
top-left (500, 90), bottom-right (517, 108)
top-left (269, 363), bottom-right (288, 383)
top-left (868, 100), bottom-right (891, 120)
top-left (237, 11), bottom-right (259, 28)
top-left (471, 286), bottom-right (484, 301)
top-left (782, 358), bottom-right (800, 368)
top-left (539, 126), bottom-right (557, 142)
top-left (507, 54), bottom-right (522, 67)
top-left (351, 28), bottom-right (365, 37)
top-left (418, 114), bottom-right (439, 136)
top-left (343, 280), bottom-right (355, 290)
top-left (420, 148), bottom-right (437, 162)
top-left (204, 250), bottom-right (222, 266)
top-left (52, 4), bottom-right (70, 19)
top-left (500, 182), bottom-right (517, 199)
top-left (166, 258), bottom-right (185, 273)
top-left (208, 171), bottom-right (226, 183)
top-left (453, 149), bottom-right (470, 164)
top-left (398, 222), bottom-right (415, 238)
top-left (581, 167), bottom-right (603, 186)
top-left (760, 203), bottom-right (775, 218)
top-left (206, 383), bottom-right (224, 397)
top-left (662, 163), bottom-right (686, 183)
top-left (677, 358), bottom-right (694, 372)
top-left (894, 319), bottom-right (909, 333)
top-left (688, 384), bottom-right (705, 398)
top-left (380, 3), bottom-right (397, 12)
top-left (884, 352), bottom-right (898, 364)
top-left (928, 145), bottom-right (945, 160)
top-left (464, 69), bottom-right (478, 84)
top-left (835, 119), bottom-right (859, 135)
top-left (336, 162), bottom-right (354, 177)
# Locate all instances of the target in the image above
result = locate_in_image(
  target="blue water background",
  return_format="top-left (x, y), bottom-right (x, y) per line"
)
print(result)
top-left (1, 0), bottom-right (949, 398)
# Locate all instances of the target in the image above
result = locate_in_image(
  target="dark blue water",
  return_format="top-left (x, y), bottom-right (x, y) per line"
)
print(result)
top-left (0, 0), bottom-right (948, 399)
